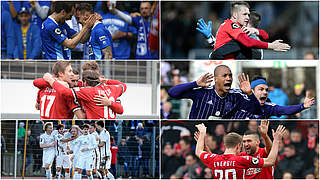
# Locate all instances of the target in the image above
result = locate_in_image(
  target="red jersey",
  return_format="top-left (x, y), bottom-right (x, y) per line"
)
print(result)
top-left (200, 152), bottom-right (264, 179)
top-left (36, 87), bottom-right (80, 119)
top-left (239, 148), bottom-right (276, 179)
top-left (52, 81), bottom-right (126, 119)
top-left (110, 144), bottom-right (119, 164)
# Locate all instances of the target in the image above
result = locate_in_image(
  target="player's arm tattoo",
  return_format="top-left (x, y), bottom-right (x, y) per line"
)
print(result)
top-left (79, 28), bottom-right (92, 44)
top-left (102, 46), bottom-right (113, 60)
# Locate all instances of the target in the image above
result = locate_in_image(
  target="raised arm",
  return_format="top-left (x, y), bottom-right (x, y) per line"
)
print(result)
top-left (259, 120), bottom-right (272, 155)
top-left (262, 125), bottom-right (286, 167)
top-left (194, 131), bottom-right (212, 153)
top-left (195, 123), bottom-right (207, 157)
top-left (113, 9), bottom-right (133, 24)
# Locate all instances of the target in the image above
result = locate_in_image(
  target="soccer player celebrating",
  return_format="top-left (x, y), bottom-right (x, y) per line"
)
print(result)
top-left (168, 65), bottom-right (261, 119)
top-left (76, 3), bottom-right (114, 60)
top-left (197, 1), bottom-right (290, 59)
top-left (96, 120), bottom-right (115, 179)
top-left (39, 122), bottom-right (56, 179)
top-left (251, 76), bottom-right (315, 118)
top-left (33, 61), bottom-right (85, 119)
top-left (54, 124), bottom-right (72, 179)
top-left (41, 2), bottom-right (96, 60)
top-left (73, 124), bottom-right (97, 179)
top-left (67, 125), bottom-right (81, 178)
top-left (195, 123), bottom-right (286, 179)
top-left (89, 123), bottom-right (103, 179)
top-left (43, 70), bottom-right (126, 119)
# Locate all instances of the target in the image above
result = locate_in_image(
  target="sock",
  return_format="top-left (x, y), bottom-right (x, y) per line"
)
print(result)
top-left (96, 171), bottom-right (102, 179)
top-left (88, 174), bottom-right (93, 180)
top-left (65, 172), bottom-right (70, 179)
top-left (45, 169), bottom-right (51, 179)
top-left (56, 171), bottom-right (61, 180)
top-left (107, 172), bottom-right (114, 180)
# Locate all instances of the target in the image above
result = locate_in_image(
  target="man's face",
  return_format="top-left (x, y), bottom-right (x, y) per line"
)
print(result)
top-left (62, 7), bottom-right (75, 21)
top-left (70, 74), bottom-right (79, 88)
top-left (242, 134), bottom-right (259, 155)
top-left (77, 10), bottom-right (91, 25)
top-left (179, 140), bottom-right (189, 151)
top-left (96, 124), bottom-right (102, 131)
top-left (254, 84), bottom-right (269, 105)
top-left (308, 125), bottom-right (318, 136)
top-left (58, 127), bottom-right (64, 134)
top-left (140, 2), bottom-right (152, 18)
top-left (215, 124), bottom-right (225, 136)
top-left (185, 155), bottom-right (196, 166)
top-left (71, 128), bottom-right (77, 136)
top-left (235, 6), bottom-right (250, 26)
top-left (88, 125), bottom-right (95, 133)
top-left (46, 125), bottom-right (53, 134)
top-left (290, 132), bottom-right (302, 143)
top-left (214, 67), bottom-right (233, 94)
top-left (18, 13), bottom-right (31, 26)
top-left (284, 147), bottom-right (295, 158)
top-left (59, 65), bottom-right (74, 85)
top-left (83, 127), bottom-right (89, 135)
top-left (163, 144), bottom-right (173, 156)
top-left (248, 120), bottom-right (258, 131)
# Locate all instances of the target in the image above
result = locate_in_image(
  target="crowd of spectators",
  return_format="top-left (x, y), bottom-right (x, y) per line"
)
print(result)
top-left (1, 1), bottom-right (159, 60)
top-left (161, 120), bottom-right (319, 179)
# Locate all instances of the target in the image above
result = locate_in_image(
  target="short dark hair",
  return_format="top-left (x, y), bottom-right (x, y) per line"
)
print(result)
top-left (230, 1), bottom-right (250, 16)
top-left (244, 130), bottom-right (260, 139)
top-left (52, 61), bottom-right (71, 77)
top-left (291, 129), bottom-right (302, 135)
top-left (249, 11), bottom-right (261, 28)
top-left (55, 2), bottom-right (75, 14)
top-left (96, 120), bottom-right (105, 128)
top-left (73, 68), bottom-right (79, 75)
top-left (284, 144), bottom-right (295, 150)
top-left (214, 65), bottom-right (231, 76)
top-left (90, 122), bottom-right (96, 128)
top-left (57, 124), bottom-right (65, 130)
top-left (186, 152), bottom-right (197, 160)
top-left (82, 124), bottom-right (89, 129)
top-left (82, 70), bottom-right (100, 87)
top-left (180, 136), bottom-right (190, 145)
top-left (77, 3), bottom-right (94, 14)
top-left (82, 61), bottom-right (100, 74)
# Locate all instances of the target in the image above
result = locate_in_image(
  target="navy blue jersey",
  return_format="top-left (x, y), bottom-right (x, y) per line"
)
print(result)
top-left (168, 81), bottom-right (261, 119)
top-left (101, 12), bottom-right (137, 59)
top-left (259, 102), bottom-right (305, 119)
top-left (41, 16), bottom-right (77, 60)
top-left (88, 22), bottom-right (113, 60)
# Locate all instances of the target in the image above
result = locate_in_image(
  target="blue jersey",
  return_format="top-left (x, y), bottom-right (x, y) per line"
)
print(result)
top-left (101, 12), bottom-right (137, 59)
top-left (131, 16), bottom-right (158, 59)
top-left (259, 102), bottom-right (305, 119)
top-left (168, 81), bottom-right (261, 119)
top-left (41, 16), bottom-right (77, 60)
top-left (88, 22), bottom-right (113, 60)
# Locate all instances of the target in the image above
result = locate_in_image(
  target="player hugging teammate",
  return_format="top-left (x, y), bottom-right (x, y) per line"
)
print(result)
top-left (40, 120), bottom-right (114, 179)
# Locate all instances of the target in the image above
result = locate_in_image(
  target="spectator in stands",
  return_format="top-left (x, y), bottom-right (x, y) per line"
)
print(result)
top-left (162, 143), bottom-right (184, 178)
top-left (24, 129), bottom-right (36, 174)
top-left (110, 136), bottom-right (118, 178)
top-left (306, 123), bottom-right (319, 150)
top-left (282, 172), bottom-right (293, 179)
top-left (170, 152), bottom-right (202, 179)
top-left (205, 135), bottom-right (223, 155)
top-left (18, 122), bottom-right (26, 154)
top-left (1, 10), bottom-right (15, 59)
top-left (126, 133), bottom-right (139, 178)
top-left (13, 7), bottom-right (41, 60)
top-left (268, 83), bottom-right (290, 119)
top-left (214, 124), bottom-right (226, 151)
top-left (141, 135), bottom-right (151, 177)
top-left (304, 51), bottom-right (317, 60)
top-left (136, 123), bottom-right (145, 138)
top-left (24, 1), bottom-right (51, 28)
top-left (202, 167), bottom-right (213, 179)
top-left (176, 137), bottom-right (192, 159)
top-left (290, 129), bottom-right (307, 156)
top-left (278, 144), bottom-right (304, 178)
top-left (98, 1), bottom-right (137, 59)
top-left (248, 120), bottom-right (259, 132)
top-left (118, 139), bottom-right (129, 177)
top-left (161, 101), bottom-right (179, 119)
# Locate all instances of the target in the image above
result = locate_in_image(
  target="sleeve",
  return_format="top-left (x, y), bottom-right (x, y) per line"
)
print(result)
top-left (236, 33), bottom-right (268, 49)
top-left (225, 22), bottom-right (245, 40)
top-left (52, 81), bottom-right (73, 97)
top-left (109, 101), bottom-right (123, 114)
top-left (63, 23), bottom-right (77, 38)
top-left (131, 16), bottom-right (140, 28)
top-left (128, 24), bottom-right (137, 34)
top-left (114, 84), bottom-right (126, 97)
top-left (39, 134), bottom-right (44, 145)
top-left (100, 132), bottom-right (107, 143)
top-left (33, 78), bottom-right (50, 89)
top-left (199, 152), bottom-right (217, 167)
top-left (96, 28), bottom-right (112, 50)
top-left (258, 29), bottom-right (269, 40)
top-left (269, 104), bottom-right (305, 117)
top-left (30, 25), bottom-right (42, 59)
top-left (239, 93), bottom-right (263, 115)
top-left (46, 22), bottom-right (67, 44)
top-left (34, 1), bottom-right (50, 20)
top-left (104, 79), bottom-right (127, 93)
top-left (238, 156), bottom-right (264, 168)
top-left (36, 89), bottom-right (41, 104)
top-left (168, 81), bottom-right (199, 99)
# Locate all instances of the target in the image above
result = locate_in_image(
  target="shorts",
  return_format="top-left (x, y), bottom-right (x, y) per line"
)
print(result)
top-left (93, 149), bottom-right (100, 170)
top-left (100, 155), bottom-right (111, 169)
top-left (72, 155), bottom-right (79, 170)
top-left (42, 151), bottom-right (55, 168)
top-left (76, 155), bottom-right (93, 171)
top-left (56, 154), bottom-right (71, 168)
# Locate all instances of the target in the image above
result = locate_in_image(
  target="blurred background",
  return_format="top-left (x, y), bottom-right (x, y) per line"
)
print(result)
top-left (1, 120), bottom-right (160, 179)
top-left (161, 120), bottom-right (319, 179)
top-left (1, 61), bottom-right (160, 119)
top-left (161, 60), bottom-right (319, 119)
top-left (161, 1), bottom-right (319, 59)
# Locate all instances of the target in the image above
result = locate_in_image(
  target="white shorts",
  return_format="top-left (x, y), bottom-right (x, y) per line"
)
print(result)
top-left (100, 155), bottom-right (111, 169)
top-left (72, 155), bottom-right (79, 170)
top-left (42, 151), bottom-right (55, 168)
top-left (76, 155), bottom-right (93, 171)
top-left (56, 154), bottom-right (71, 169)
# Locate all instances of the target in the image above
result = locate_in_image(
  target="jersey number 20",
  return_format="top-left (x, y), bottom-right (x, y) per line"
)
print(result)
top-left (214, 169), bottom-right (236, 180)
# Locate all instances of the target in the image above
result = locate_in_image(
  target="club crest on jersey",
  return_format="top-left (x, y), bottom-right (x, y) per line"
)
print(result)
top-left (251, 157), bottom-right (259, 165)
top-left (231, 23), bottom-right (240, 29)
top-left (215, 111), bottom-right (220, 116)
top-left (55, 28), bottom-right (62, 35)
top-left (207, 100), bottom-right (213, 105)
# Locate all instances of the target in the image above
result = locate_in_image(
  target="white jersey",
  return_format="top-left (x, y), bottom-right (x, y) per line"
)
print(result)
top-left (98, 129), bottom-right (111, 157)
top-left (40, 131), bottom-right (56, 154)
top-left (54, 132), bottom-right (72, 156)
top-left (75, 134), bottom-right (97, 157)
